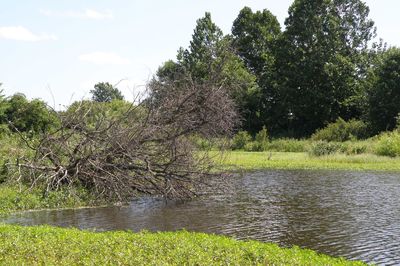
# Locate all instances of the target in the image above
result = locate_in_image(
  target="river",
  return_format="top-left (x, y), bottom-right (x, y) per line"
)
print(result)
top-left (3, 170), bottom-right (400, 265)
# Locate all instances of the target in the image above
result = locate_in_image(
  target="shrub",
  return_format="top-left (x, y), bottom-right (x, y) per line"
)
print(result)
top-left (342, 143), bottom-right (368, 155)
top-left (374, 131), bottom-right (400, 157)
top-left (312, 118), bottom-right (368, 142)
top-left (253, 126), bottom-right (269, 151)
top-left (309, 141), bottom-right (342, 156)
top-left (232, 131), bottom-right (252, 150)
top-left (267, 139), bottom-right (309, 152)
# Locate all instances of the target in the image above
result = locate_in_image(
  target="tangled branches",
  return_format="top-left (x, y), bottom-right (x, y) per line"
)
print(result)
top-left (11, 77), bottom-right (237, 200)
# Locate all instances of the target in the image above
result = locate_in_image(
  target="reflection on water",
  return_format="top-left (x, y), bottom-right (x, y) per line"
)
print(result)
top-left (3, 170), bottom-right (400, 265)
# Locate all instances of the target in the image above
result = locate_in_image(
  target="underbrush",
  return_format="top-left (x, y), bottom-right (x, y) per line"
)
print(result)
top-left (375, 131), bottom-right (400, 157)
top-left (0, 185), bottom-right (96, 216)
top-left (0, 224), bottom-right (364, 265)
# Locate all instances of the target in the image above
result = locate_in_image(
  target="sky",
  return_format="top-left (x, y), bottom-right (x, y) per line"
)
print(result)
top-left (0, 0), bottom-right (399, 108)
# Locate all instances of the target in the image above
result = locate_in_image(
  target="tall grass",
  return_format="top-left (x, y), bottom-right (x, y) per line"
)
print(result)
top-left (216, 151), bottom-right (400, 171)
top-left (0, 185), bottom-right (96, 216)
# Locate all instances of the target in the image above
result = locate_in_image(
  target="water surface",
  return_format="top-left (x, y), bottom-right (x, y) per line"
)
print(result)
top-left (3, 170), bottom-right (400, 265)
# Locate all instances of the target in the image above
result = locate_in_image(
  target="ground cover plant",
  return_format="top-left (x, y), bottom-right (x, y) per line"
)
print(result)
top-left (0, 224), bottom-right (365, 266)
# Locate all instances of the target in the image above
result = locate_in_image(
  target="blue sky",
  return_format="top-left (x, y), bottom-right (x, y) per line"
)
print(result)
top-left (0, 0), bottom-right (399, 107)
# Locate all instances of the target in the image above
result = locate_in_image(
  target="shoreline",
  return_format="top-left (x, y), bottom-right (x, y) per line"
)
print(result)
top-left (216, 151), bottom-right (400, 172)
top-left (0, 224), bottom-right (365, 265)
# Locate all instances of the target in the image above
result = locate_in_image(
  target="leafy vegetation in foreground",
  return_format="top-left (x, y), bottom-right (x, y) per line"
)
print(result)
top-left (217, 151), bottom-right (400, 171)
top-left (0, 224), bottom-right (364, 265)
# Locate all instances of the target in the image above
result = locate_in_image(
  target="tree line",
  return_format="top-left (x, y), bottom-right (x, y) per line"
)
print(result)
top-left (1, 0), bottom-right (400, 140)
top-left (155, 0), bottom-right (400, 138)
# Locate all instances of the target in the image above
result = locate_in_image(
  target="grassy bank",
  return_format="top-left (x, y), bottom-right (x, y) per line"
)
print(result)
top-left (216, 151), bottom-right (400, 171)
top-left (0, 224), bottom-right (364, 265)
top-left (0, 185), bottom-right (97, 216)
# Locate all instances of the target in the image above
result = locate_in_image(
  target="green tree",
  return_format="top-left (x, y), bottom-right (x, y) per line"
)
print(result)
top-left (178, 12), bottom-right (224, 82)
top-left (232, 7), bottom-right (281, 79)
top-left (276, 0), bottom-right (376, 137)
top-left (232, 7), bottom-right (283, 134)
top-left (157, 12), bottom-right (259, 132)
top-left (369, 48), bottom-right (400, 133)
top-left (90, 82), bottom-right (124, 102)
top-left (5, 93), bottom-right (58, 134)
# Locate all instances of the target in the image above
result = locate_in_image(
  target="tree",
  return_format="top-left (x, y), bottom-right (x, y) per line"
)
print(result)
top-left (156, 12), bottom-right (259, 132)
top-left (90, 82), bottom-right (124, 102)
top-left (177, 12), bottom-right (224, 82)
top-left (276, 0), bottom-right (376, 137)
top-left (232, 7), bottom-right (281, 79)
top-left (11, 71), bottom-right (237, 200)
top-left (369, 48), bottom-right (400, 132)
top-left (232, 7), bottom-right (282, 134)
top-left (5, 93), bottom-right (59, 134)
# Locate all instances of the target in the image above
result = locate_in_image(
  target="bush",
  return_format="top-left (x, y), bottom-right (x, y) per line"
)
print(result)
top-left (312, 118), bottom-right (368, 142)
top-left (254, 126), bottom-right (269, 151)
top-left (232, 131), bottom-right (252, 150)
top-left (309, 141), bottom-right (342, 156)
top-left (5, 94), bottom-right (60, 135)
top-left (374, 131), bottom-right (400, 157)
top-left (341, 142), bottom-right (368, 155)
top-left (267, 139), bottom-right (309, 152)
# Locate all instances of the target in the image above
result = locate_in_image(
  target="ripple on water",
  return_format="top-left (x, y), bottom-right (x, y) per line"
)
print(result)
top-left (2, 170), bottom-right (400, 264)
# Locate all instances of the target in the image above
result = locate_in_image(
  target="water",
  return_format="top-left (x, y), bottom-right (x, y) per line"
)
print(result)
top-left (3, 170), bottom-right (400, 265)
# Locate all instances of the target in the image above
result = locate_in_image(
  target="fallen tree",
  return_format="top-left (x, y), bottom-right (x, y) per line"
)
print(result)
top-left (10, 74), bottom-right (237, 201)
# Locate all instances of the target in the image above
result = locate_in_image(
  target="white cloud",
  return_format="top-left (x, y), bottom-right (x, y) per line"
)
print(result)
top-left (40, 9), bottom-right (113, 20)
top-left (79, 52), bottom-right (131, 65)
top-left (0, 26), bottom-right (57, 41)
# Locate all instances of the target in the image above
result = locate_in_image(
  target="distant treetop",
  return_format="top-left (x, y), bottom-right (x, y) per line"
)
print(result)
top-left (90, 82), bottom-right (124, 102)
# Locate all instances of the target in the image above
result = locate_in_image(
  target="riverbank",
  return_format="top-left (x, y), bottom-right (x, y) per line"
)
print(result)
top-left (2, 151), bottom-right (399, 215)
top-left (0, 185), bottom-right (99, 216)
top-left (0, 224), bottom-right (364, 265)
top-left (216, 151), bottom-right (400, 171)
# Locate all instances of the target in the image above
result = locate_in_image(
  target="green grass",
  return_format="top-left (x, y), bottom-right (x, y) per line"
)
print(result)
top-left (0, 224), bottom-right (364, 266)
top-left (216, 151), bottom-right (400, 171)
top-left (0, 185), bottom-right (96, 216)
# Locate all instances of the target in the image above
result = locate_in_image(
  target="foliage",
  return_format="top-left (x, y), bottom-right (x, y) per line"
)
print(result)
top-left (374, 131), bottom-right (400, 157)
top-left (4, 94), bottom-right (59, 135)
top-left (309, 141), bottom-right (343, 156)
top-left (255, 126), bottom-right (269, 148)
top-left (275, 0), bottom-right (376, 137)
top-left (232, 7), bottom-right (283, 133)
top-left (0, 185), bottom-right (94, 216)
top-left (312, 118), bottom-right (369, 142)
top-left (90, 82), bottom-right (124, 102)
top-left (157, 12), bottom-right (259, 133)
top-left (232, 131), bottom-right (252, 150)
top-left (0, 225), bottom-right (364, 265)
top-left (369, 48), bottom-right (400, 133)
top-left (266, 139), bottom-right (310, 152)
top-left (65, 99), bottom-right (134, 128)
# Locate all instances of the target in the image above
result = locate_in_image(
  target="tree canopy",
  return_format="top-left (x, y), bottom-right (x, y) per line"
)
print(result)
top-left (90, 82), bottom-right (124, 102)
top-left (369, 48), bottom-right (400, 132)
top-left (275, 0), bottom-right (376, 136)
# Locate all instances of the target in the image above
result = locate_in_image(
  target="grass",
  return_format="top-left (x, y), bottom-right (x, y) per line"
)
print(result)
top-left (0, 185), bottom-right (96, 216)
top-left (216, 151), bottom-right (400, 171)
top-left (0, 224), bottom-right (365, 266)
